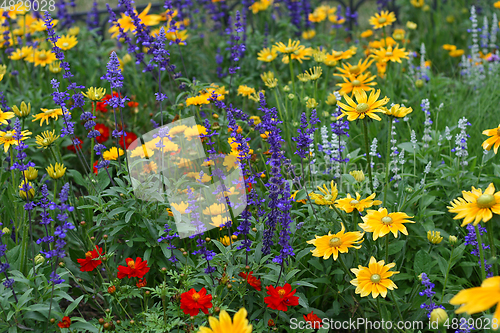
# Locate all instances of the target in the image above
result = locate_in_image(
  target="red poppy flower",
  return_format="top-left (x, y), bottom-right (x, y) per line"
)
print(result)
top-left (303, 311), bottom-right (322, 329)
top-left (94, 123), bottom-right (110, 144)
top-left (180, 287), bottom-right (213, 316)
top-left (264, 283), bottom-right (299, 312)
top-left (119, 131), bottom-right (138, 149)
top-left (136, 278), bottom-right (147, 288)
top-left (57, 316), bottom-right (71, 328)
top-left (238, 271), bottom-right (262, 291)
top-left (128, 101), bottom-right (139, 108)
top-left (77, 245), bottom-right (104, 272)
top-left (66, 137), bottom-right (82, 152)
top-left (117, 257), bottom-right (150, 279)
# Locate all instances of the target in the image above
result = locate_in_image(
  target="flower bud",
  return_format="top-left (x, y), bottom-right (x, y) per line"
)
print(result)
top-left (283, 85), bottom-right (290, 92)
top-left (50, 318), bottom-right (56, 324)
top-left (349, 170), bottom-right (365, 182)
top-left (405, 186), bottom-right (414, 194)
top-left (24, 167), bottom-right (38, 181)
top-left (430, 308), bottom-right (448, 328)
top-left (448, 235), bottom-right (457, 246)
top-left (98, 318), bottom-right (105, 325)
top-left (34, 254), bottom-right (45, 265)
top-left (103, 234), bottom-right (108, 240)
top-left (427, 230), bottom-right (443, 244)
top-left (59, 261), bottom-right (65, 268)
top-left (252, 227), bottom-right (257, 232)
top-left (287, 93), bottom-right (295, 100)
top-left (108, 286), bottom-right (116, 294)
top-left (415, 79), bottom-right (424, 88)
top-left (268, 319), bottom-right (275, 327)
top-left (2, 227), bottom-right (11, 236)
top-left (12, 101), bottom-right (31, 117)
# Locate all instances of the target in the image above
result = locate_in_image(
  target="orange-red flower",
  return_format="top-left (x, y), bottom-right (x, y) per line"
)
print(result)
top-left (128, 101), bottom-right (139, 108)
top-left (117, 257), bottom-right (150, 279)
top-left (58, 316), bottom-right (71, 328)
top-left (136, 278), bottom-right (147, 288)
top-left (77, 245), bottom-right (104, 272)
top-left (119, 131), bottom-right (138, 149)
top-left (264, 283), bottom-right (299, 311)
top-left (94, 123), bottom-right (110, 144)
top-left (238, 271), bottom-right (262, 291)
top-left (303, 311), bottom-right (322, 329)
top-left (180, 287), bottom-right (213, 316)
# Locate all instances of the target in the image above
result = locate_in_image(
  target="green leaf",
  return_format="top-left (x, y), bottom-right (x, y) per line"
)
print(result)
top-left (414, 249), bottom-right (434, 275)
top-left (64, 295), bottom-right (84, 316)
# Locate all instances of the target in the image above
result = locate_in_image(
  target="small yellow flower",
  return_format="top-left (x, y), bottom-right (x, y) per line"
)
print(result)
top-left (359, 207), bottom-right (415, 240)
top-left (305, 66), bottom-right (322, 81)
top-left (350, 256), bottom-right (399, 298)
top-left (430, 308), bottom-right (448, 328)
top-left (482, 124), bottom-right (500, 154)
top-left (249, 90), bottom-right (265, 103)
top-left (260, 71), bottom-right (274, 82)
top-left (24, 167), bottom-right (39, 181)
top-left (313, 181), bottom-right (338, 205)
top-left (450, 276), bottom-right (500, 324)
top-left (449, 49), bottom-right (465, 57)
top-left (406, 21), bottom-right (417, 30)
top-left (448, 183), bottom-right (500, 226)
top-left (25, 50), bottom-right (57, 67)
top-left (274, 39), bottom-right (301, 54)
top-left (335, 193), bottom-right (382, 213)
top-left (46, 163), bottom-right (67, 180)
top-left (257, 47), bottom-right (278, 62)
top-left (48, 61), bottom-right (62, 74)
top-left (35, 130), bottom-right (60, 149)
top-left (171, 201), bottom-right (189, 214)
top-left (326, 92), bottom-right (338, 106)
top-left (82, 87), bottom-right (106, 101)
top-left (203, 203), bottom-right (227, 216)
top-left (68, 26), bottom-right (80, 36)
top-left (103, 147), bottom-right (125, 161)
top-left (392, 29), bottom-right (405, 41)
top-left (297, 73), bottom-right (310, 82)
top-left (448, 235), bottom-right (458, 245)
top-left (9, 46), bottom-right (33, 60)
top-left (19, 180), bottom-right (35, 200)
top-left (337, 89), bottom-right (390, 122)
top-left (446, 15), bottom-right (455, 23)
top-left (382, 104), bottom-right (413, 118)
top-left (0, 109), bottom-right (15, 125)
top-left (360, 29), bottom-right (373, 38)
top-left (495, 1), bottom-right (500, 9)
top-left (369, 11), bottom-right (396, 30)
top-left (302, 29), bottom-right (316, 40)
top-left (0, 129), bottom-right (31, 152)
top-left (32, 108), bottom-right (64, 126)
top-left (349, 170), bottom-right (365, 182)
top-left (427, 231), bottom-right (443, 244)
top-left (410, 0), bottom-right (424, 8)
top-left (198, 308), bottom-right (252, 333)
top-left (249, 116), bottom-right (261, 126)
top-left (237, 85), bottom-right (256, 97)
top-left (55, 35), bottom-right (78, 51)
top-left (306, 223), bottom-right (364, 260)
top-left (306, 98), bottom-right (318, 109)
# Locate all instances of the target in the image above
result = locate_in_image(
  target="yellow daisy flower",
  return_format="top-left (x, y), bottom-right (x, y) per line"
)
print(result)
top-left (171, 201), bottom-right (189, 214)
top-left (257, 47), bottom-right (278, 62)
top-left (335, 192), bottom-right (382, 213)
top-left (82, 87), bottom-right (106, 101)
top-left (369, 11), bottom-right (396, 30)
top-left (358, 208), bottom-right (415, 240)
top-left (274, 39), bottom-right (301, 54)
top-left (46, 162), bottom-right (67, 180)
top-left (370, 45), bottom-right (409, 63)
top-left (203, 203), bottom-right (227, 216)
top-left (349, 170), bottom-right (365, 182)
top-left (361, 29), bottom-right (373, 38)
top-left (19, 180), bottom-right (35, 200)
top-left (130, 144), bottom-right (155, 159)
top-left (198, 308), bottom-right (252, 333)
top-left (449, 49), bottom-right (465, 57)
top-left (35, 130), bottom-right (60, 149)
top-left (335, 58), bottom-right (374, 78)
top-left (337, 72), bottom-right (377, 96)
top-left (450, 276), bottom-right (500, 323)
top-left (337, 89), bottom-right (390, 121)
top-left (237, 85), bottom-right (256, 97)
top-left (281, 46), bottom-right (313, 64)
top-left (350, 256), bottom-right (399, 298)
top-left (312, 181), bottom-right (338, 205)
top-left (55, 35), bottom-right (78, 51)
top-left (9, 46), bottom-right (33, 60)
top-left (184, 124), bottom-right (207, 141)
top-left (427, 231), bottom-right (443, 244)
top-left (442, 44), bottom-right (456, 51)
top-left (307, 223), bottom-right (364, 260)
top-left (302, 29), bottom-right (316, 40)
top-left (448, 183), bottom-right (500, 226)
top-left (25, 50), bottom-right (57, 67)
top-left (0, 109), bottom-right (15, 125)
top-left (32, 108), bottom-right (64, 126)
top-left (24, 167), bottom-right (38, 181)
top-left (482, 124), bottom-right (500, 154)
top-left (103, 147), bottom-right (125, 161)
top-left (382, 104), bottom-right (413, 118)
top-left (0, 129), bottom-right (31, 152)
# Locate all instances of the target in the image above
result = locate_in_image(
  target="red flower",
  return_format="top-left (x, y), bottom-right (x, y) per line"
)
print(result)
top-left (117, 257), bottom-right (150, 279)
top-left (136, 278), bottom-right (147, 288)
top-left (94, 123), bottom-right (110, 143)
top-left (238, 271), bottom-right (262, 291)
top-left (57, 316), bottom-right (71, 328)
top-left (97, 92), bottom-right (122, 112)
top-left (303, 311), bottom-right (322, 329)
top-left (180, 287), bottom-right (213, 316)
top-left (77, 245), bottom-right (104, 272)
top-left (128, 101), bottom-right (139, 108)
top-left (264, 283), bottom-right (299, 311)
top-left (67, 137), bottom-right (82, 152)
top-left (119, 131), bottom-right (138, 149)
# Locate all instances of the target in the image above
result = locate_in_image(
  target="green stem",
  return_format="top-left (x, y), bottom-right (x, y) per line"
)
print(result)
top-left (439, 247), bottom-right (454, 303)
top-left (389, 290), bottom-right (405, 324)
top-left (487, 221), bottom-right (498, 276)
top-left (362, 119), bottom-right (374, 192)
top-left (332, 205), bottom-right (349, 227)
top-left (383, 117), bottom-right (392, 206)
top-left (338, 255), bottom-right (354, 280)
top-left (474, 224), bottom-right (486, 281)
top-left (385, 235), bottom-right (389, 263)
top-left (288, 55), bottom-right (295, 92)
